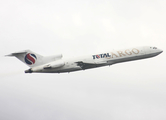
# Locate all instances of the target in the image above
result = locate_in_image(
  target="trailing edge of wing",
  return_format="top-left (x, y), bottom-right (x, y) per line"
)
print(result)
top-left (76, 61), bottom-right (107, 65)
top-left (75, 61), bottom-right (95, 65)
top-left (75, 61), bottom-right (95, 69)
top-left (75, 61), bottom-right (107, 69)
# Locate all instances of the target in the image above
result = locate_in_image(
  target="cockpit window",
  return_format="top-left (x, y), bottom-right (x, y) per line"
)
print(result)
top-left (153, 47), bottom-right (157, 49)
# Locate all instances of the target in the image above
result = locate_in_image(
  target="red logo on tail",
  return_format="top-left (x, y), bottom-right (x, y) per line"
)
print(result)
top-left (24, 53), bottom-right (37, 65)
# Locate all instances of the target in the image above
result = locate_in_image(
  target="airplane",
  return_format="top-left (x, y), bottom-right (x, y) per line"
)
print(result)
top-left (6, 46), bottom-right (163, 73)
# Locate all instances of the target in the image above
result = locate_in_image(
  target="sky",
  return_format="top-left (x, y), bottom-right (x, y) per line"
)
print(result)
top-left (0, 0), bottom-right (166, 120)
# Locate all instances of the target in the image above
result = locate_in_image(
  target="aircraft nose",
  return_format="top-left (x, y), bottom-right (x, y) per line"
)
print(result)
top-left (158, 49), bottom-right (163, 54)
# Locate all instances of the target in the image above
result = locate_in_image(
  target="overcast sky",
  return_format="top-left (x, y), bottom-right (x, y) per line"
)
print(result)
top-left (0, 0), bottom-right (166, 120)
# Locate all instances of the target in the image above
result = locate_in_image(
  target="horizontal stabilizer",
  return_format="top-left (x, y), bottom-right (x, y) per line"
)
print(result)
top-left (5, 50), bottom-right (28, 56)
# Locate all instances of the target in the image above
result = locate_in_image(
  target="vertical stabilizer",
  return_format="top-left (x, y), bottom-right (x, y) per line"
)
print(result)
top-left (6, 50), bottom-right (43, 67)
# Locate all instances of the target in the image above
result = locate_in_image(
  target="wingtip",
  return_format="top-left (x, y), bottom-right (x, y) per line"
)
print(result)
top-left (5, 54), bottom-right (13, 57)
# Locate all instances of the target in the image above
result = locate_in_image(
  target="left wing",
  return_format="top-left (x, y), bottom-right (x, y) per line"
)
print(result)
top-left (75, 61), bottom-right (107, 69)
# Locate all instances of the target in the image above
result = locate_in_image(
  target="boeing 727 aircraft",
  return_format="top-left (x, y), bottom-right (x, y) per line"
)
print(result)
top-left (6, 46), bottom-right (163, 73)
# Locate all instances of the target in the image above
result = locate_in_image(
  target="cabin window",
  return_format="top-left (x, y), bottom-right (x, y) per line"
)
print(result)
top-left (153, 47), bottom-right (157, 49)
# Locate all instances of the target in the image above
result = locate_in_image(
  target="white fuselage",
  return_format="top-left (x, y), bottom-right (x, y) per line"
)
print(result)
top-left (28, 46), bottom-right (163, 73)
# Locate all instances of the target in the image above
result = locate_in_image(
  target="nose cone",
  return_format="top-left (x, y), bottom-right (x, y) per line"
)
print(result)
top-left (158, 49), bottom-right (163, 54)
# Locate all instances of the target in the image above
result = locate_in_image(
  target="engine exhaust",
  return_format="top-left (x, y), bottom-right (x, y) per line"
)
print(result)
top-left (25, 68), bottom-right (33, 73)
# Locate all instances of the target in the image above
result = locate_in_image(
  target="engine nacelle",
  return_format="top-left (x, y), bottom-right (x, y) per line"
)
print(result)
top-left (43, 60), bottom-right (65, 69)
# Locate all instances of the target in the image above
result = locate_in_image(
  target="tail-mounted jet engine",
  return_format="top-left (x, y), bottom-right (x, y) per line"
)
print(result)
top-left (43, 60), bottom-right (65, 69)
top-left (25, 60), bottom-right (65, 73)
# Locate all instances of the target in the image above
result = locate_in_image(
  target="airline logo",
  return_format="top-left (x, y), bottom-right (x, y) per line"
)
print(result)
top-left (24, 53), bottom-right (37, 65)
top-left (92, 53), bottom-right (111, 59)
top-left (92, 48), bottom-right (140, 59)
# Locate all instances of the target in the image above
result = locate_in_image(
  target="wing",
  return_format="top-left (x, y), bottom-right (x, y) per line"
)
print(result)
top-left (75, 61), bottom-right (107, 69)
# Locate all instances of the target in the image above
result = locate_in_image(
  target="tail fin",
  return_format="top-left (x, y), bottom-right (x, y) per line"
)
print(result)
top-left (6, 50), bottom-right (63, 68)
top-left (6, 50), bottom-right (43, 67)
